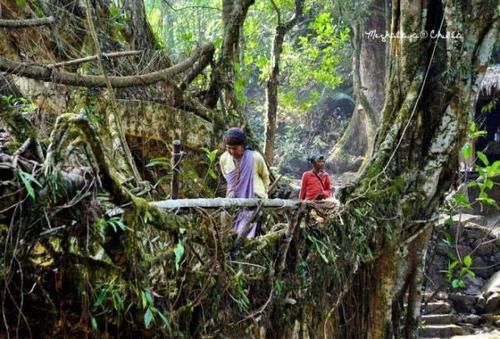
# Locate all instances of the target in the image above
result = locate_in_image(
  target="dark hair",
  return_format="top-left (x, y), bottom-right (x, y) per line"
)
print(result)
top-left (308, 155), bottom-right (325, 164)
top-left (224, 127), bottom-right (247, 146)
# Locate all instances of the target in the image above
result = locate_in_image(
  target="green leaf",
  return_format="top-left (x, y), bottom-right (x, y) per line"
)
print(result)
top-left (91, 316), bottom-right (98, 330)
top-left (146, 157), bottom-right (169, 167)
top-left (484, 179), bottom-right (494, 190)
top-left (208, 168), bottom-right (217, 179)
top-left (451, 279), bottom-right (464, 289)
top-left (174, 242), bottom-right (185, 270)
top-left (94, 289), bottom-right (107, 308)
top-left (17, 170), bottom-right (42, 200)
top-left (144, 210), bottom-right (153, 224)
top-left (141, 291), bottom-right (148, 309)
top-left (154, 308), bottom-right (169, 328)
top-left (477, 151), bottom-right (489, 166)
top-left (460, 143), bottom-right (472, 159)
top-left (16, 0), bottom-right (27, 8)
top-left (144, 307), bottom-right (154, 328)
top-left (145, 290), bottom-right (154, 306)
top-left (463, 255), bottom-right (472, 268)
top-left (112, 291), bottom-right (124, 311)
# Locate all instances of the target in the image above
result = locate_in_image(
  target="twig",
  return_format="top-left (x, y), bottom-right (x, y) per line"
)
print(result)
top-left (46, 50), bottom-right (143, 68)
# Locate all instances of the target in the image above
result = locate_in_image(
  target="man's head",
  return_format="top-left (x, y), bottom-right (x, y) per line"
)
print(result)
top-left (309, 155), bottom-right (325, 171)
top-left (224, 127), bottom-right (246, 159)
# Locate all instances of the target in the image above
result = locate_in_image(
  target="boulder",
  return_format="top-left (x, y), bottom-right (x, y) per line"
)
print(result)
top-left (482, 271), bottom-right (500, 313)
top-left (449, 293), bottom-right (478, 313)
top-left (452, 214), bottom-right (488, 227)
top-left (482, 271), bottom-right (500, 297)
top-left (473, 240), bottom-right (498, 257)
top-left (463, 276), bottom-right (483, 296)
top-left (458, 314), bottom-right (483, 325)
top-left (484, 292), bottom-right (500, 313)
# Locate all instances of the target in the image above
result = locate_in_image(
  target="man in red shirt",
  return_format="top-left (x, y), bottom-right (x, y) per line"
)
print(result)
top-left (299, 155), bottom-right (333, 200)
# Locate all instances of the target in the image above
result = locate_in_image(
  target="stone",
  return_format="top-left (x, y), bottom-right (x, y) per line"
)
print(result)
top-left (476, 295), bottom-right (487, 313)
top-left (418, 324), bottom-right (474, 337)
top-left (474, 241), bottom-right (498, 256)
top-left (449, 293), bottom-right (478, 313)
top-left (482, 271), bottom-right (500, 298)
top-left (464, 283), bottom-right (482, 296)
top-left (423, 301), bottom-right (452, 314)
top-left (496, 319), bottom-right (500, 328)
top-left (464, 223), bottom-right (495, 240)
top-left (453, 214), bottom-right (487, 226)
top-left (473, 257), bottom-right (493, 279)
top-left (463, 275), bottom-right (483, 295)
top-left (422, 313), bottom-right (456, 325)
top-left (485, 292), bottom-right (500, 313)
top-left (436, 242), bottom-right (451, 255)
top-left (459, 314), bottom-right (483, 325)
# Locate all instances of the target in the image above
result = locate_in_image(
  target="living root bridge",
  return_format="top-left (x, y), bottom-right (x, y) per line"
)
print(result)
top-left (149, 198), bottom-right (330, 209)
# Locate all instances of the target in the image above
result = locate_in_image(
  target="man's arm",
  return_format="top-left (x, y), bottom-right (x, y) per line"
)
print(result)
top-left (299, 173), bottom-right (308, 200)
top-left (323, 174), bottom-right (333, 197)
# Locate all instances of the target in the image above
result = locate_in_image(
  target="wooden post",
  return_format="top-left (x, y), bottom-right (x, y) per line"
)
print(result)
top-left (171, 140), bottom-right (181, 199)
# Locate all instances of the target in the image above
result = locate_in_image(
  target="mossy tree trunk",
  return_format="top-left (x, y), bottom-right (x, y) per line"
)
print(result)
top-left (337, 0), bottom-right (497, 336)
top-left (263, 0), bottom-right (304, 164)
top-left (330, 0), bottom-right (386, 173)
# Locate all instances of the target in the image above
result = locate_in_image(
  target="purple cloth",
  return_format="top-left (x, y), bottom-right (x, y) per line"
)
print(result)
top-left (224, 150), bottom-right (258, 238)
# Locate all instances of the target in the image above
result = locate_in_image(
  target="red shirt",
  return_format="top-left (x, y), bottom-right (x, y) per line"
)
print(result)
top-left (299, 170), bottom-right (332, 200)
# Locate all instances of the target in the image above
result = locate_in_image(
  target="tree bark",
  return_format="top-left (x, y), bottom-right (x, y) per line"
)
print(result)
top-left (330, 0), bottom-right (387, 173)
top-left (0, 44), bottom-right (214, 88)
top-left (263, 0), bottom-right (304, 164)
top-left (0, 16), bottom-right (55, 28)
top-left (340, 0), bottom-right (498, 336)
top-left (204, 0), bottom-right (254, 111)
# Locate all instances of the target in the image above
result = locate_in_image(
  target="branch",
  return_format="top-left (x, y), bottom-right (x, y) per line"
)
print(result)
top-left (0, 44), bottom-right (215, 88)
top-left (0, 16), bottom-right (55, 28)
top-left (46, 50), bottom-right (143, 68)
top-left (179, 46), bottom-right (215, 90)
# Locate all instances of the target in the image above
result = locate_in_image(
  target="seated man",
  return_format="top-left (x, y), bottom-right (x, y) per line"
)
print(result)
top-left (220, 127), bottom-right (270, 238)
top-left (299, 155), bottom-right (333, 200)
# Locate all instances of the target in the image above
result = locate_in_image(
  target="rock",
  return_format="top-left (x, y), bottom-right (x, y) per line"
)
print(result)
top-left (464, 275), bottom-right (484, 291)
top-left (422, 313), bottom-right (456, 325)
top-left (423, 301), bottom-right (452, 314)
top-left (452, 214), bottom-right (488, 226)
top-left (436, 242), bottom-right (451, 255)
top-left (482, 271), bottom-right (500, 298)
top-left (474, 241), bottom-right (498, 256)
top-left (464, 223), bottom-right (496, 240)
top-left (464, 284), bottom-right (482, 296)
top-left (473, 257), bottom-right (493, 279)
top-left (449, 293), bottom-right (478, 313)
top-left (476, 295), bottom-right (487, 313)
top-left (418, 324), bottom-right (474, 337)
top-left (485, 292), bottom-right (500, 313)
top-left (496, 319), bottom-right (500, 328)
top-left (458, 314), bottom-right (483, 325)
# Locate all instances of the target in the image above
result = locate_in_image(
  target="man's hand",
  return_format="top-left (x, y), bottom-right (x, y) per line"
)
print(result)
top-left (227, 191), bottom-right (236, 198)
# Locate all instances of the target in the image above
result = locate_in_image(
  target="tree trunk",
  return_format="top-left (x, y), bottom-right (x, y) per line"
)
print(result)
top-left (264, 0), bottom-right (304, 163)
top-left (205, 0), bottom-right (255, 112)
top-left (339, 0), bottom-right (498, 336)
top-left (264, 27), bottom-right (285, 163)
top-left (330, 0), bottom-right (387, 173)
